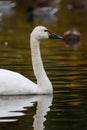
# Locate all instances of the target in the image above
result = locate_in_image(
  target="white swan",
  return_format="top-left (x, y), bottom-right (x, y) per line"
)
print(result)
top-left (0, 26), bottom-right (62, 95)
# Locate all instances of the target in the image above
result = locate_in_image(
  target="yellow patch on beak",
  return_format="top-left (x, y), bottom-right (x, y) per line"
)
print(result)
top-left (47, 31), bottom-right (51, 37)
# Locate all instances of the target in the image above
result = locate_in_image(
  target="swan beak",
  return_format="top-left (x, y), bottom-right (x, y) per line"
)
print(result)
top-left (49, 32), bottom-right (63, 39)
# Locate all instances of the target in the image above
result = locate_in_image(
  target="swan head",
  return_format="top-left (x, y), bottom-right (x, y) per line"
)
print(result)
top-left (31, 26), bottom-right (62, 40)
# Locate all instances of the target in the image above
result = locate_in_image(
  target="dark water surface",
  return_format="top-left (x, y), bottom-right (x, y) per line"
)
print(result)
top-left (0, 0), bottom-right (87, 130)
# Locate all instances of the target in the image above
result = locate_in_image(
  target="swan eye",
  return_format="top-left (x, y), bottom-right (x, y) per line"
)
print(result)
top-left (44, 30), bottom-right (48, 32)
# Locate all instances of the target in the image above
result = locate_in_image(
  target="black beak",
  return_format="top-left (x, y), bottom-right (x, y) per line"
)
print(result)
top-left (49, 32), bottom-right (63, 39)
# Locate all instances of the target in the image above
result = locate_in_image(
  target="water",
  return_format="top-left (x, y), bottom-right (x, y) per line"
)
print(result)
top-left (0, 0), bottom-right (87, 130)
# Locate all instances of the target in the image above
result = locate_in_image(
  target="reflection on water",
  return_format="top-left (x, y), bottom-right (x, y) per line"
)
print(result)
top-left (0, 95), bottom-right (53, 130)
top-left (33, 95), bottom-right (53, 130)
top-left (0, 96), bottom-right (34, 122)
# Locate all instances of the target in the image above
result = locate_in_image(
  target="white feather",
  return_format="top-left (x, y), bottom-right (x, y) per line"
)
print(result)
top-left (0, 26), bottom-right (54, 95)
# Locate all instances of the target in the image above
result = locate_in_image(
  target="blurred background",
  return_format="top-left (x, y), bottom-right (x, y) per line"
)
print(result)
top-left (0, 0), bottom-right (87, 73)
top-left (0, 0), bottom-right (87, 130)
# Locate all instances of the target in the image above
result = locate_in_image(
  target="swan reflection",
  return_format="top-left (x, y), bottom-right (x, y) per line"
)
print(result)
top-left (0, 95), bottom-right (53, 129)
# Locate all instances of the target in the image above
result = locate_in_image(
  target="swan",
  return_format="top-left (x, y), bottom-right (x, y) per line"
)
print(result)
top-left (0, 26), bottom-right (62, 95)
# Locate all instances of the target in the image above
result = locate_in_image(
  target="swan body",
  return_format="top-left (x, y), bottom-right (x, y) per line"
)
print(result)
top-left (0, 26), bottom-right (62, 95)
top-left (0, 69), bottom-right (39, 95)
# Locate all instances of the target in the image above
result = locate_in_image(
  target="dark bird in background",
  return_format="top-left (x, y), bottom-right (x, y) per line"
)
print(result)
top-left (63, 28), bottom-right (81, 49)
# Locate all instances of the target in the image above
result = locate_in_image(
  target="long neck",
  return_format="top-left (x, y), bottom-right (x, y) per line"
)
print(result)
top-left (30, 37), bottom-right (52, 88)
